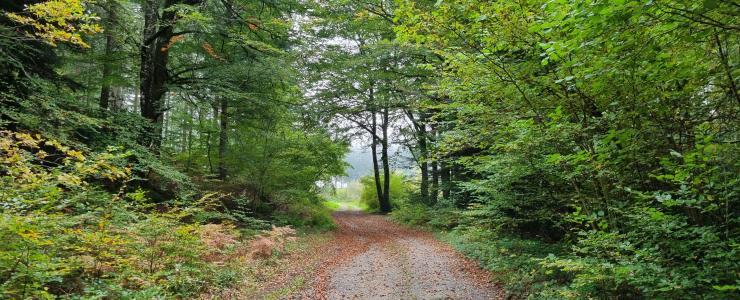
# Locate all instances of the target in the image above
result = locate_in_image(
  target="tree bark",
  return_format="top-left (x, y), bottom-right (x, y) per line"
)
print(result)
top-left (132, 88), bottom-right (140, 113)
top-left (367, 84), bottom-right (385, 211)
top-left (440, 159), bottom-right (451, 201)
top-left (371, 111), bottom-right (384, 210)
top-left (161, 94), bottom-right (169, 147)
top-left (380, 105), bottom-right (391, 213)
top-left (218, 97), bottom-right (228, 180)
top-left (186, 106), bottom-right (194, 172)
top-left (99, 0), bottom-right (116, 111)
top-left (430, 125), bottom-right (439, 203)
top-left (713, 33), bottom-right (740, 106)
top-left (206, 103), bottom-right (217, 174)
top-left (416, 112), bottom-right (430, 205)
top-left (404, 109), bottom-right (430, 204)
top-left (139, 0), bottom-right (192, 150)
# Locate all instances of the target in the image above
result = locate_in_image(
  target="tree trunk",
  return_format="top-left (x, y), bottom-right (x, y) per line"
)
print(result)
top-left (161, 94), bottom-right (169, 147)
top-left (206, 103), bottom-right (217, 174)
top-left (405, 109), bottom-right (430, 205)
top-left (430, 125), bottom-right (439, 203)
top-left (379, 106), bottom-right (391, 213)
top-left (420, 157), bottom-right (429, 204)
top-left (186, 107), bottom-right (193, 172)
top-left (218, 97), bottom-right (228, 180)
top-left (440, 159), bottom-right (451, 201)
top-left (99, 0), bottom-right (116, 111)
top-left (371, 110), bottom-right (384, 210)
top-left (417, 113), bottom-right (430, 205)
top-left (132, 88), bottom-right (140, 113)
top-left (367, 84), bottom-right (385, 211)
top-left (139, 0), bottom-right (180, 150)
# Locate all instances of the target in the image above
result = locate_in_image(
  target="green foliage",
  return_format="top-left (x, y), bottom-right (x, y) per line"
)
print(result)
top-left (442, 226), bottom-right (568, 299)
top-left (390, 202), bottom-right (429, 226)
top-left (393, 0), bottom-right (739, 298)
top-left (271, 192), bottom-right (336, 230)
top-left (0, 130), bottom-right (326, 298)
top-left (321, 182), bottom-right (366, 212)
top-left (359, 172), bottom-right (409, 212)
top-left (0, 132), bottom-right (202, 297)
top-left (322, 200), bottom-right (342, 211)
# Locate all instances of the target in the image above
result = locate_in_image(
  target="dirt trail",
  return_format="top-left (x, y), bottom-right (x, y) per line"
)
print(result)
top-left (298, 212), bottom-right (503, 300)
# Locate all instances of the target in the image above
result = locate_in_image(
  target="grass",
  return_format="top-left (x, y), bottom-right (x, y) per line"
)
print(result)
top-left (322, 199), bottom-right (366, 211)
top-left (320, 183), bottom-right (367, 212)
top-left (322, 200), bottom-right (342, 210)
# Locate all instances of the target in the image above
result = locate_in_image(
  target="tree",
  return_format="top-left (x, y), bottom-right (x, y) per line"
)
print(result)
top-left (393, 0), bottom-right (739, 297)
top-left (303, 0), bottom-right (436, 212)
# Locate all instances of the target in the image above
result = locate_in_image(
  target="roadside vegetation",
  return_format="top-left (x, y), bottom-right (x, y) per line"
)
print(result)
top-left (384, 0), bottom-right (740, 297)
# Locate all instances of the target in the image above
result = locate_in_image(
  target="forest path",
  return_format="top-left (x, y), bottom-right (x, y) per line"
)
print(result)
top-left (298, 211), bottom-right (503, 299)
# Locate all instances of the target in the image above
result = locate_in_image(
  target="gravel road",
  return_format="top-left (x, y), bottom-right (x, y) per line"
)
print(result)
top-left (299, 212), bottom-right (503, 300)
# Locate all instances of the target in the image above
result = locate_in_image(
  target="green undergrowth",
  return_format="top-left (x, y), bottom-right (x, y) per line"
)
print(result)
top-left (439, 226), bottom-right (568, 298)
top-left (322, 199), bottom-right (365, 212)
top-left (320, 183), bottom-right (368, 212)
top-left (271, 194), bottom-right (336, 231)
top-left (359, 172), bottom-right (410, 212)
top-left (393, 201), bottom-right (738, 299)
top-left (391, 205), bottom-right (575, 298)
top-left (0, 131), bottom-right (336, 299)
top-left (322, 199), bottom-right (342, 211)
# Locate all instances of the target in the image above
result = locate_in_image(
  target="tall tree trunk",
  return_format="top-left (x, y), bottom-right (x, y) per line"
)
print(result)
top-left (420, 155), bottom-right (429, 204)
top-left (132, 88), bottom-right (140, 113)
top-left (380, 105), bottom-right (391, 213)
top-left (430, 125), bottom-right (439, 203)
top-left (186, 107), bottom-right (194, 172)
top-left (99, 0), bottom-right (116, 111)
top-left (371, 110), bottom-right (384, 209)
top-left (440, 159), bottom-right (451, 201)
top-left (139, 0), bottom-right (182, 151)
top-left (405, 109), bottom-right (430, 205)
top-left (218, 97), bottom-right (228, 180)
top-left (417, 112), bottom-right (430, 205)
top-left (206, 103), bottom-right (217, 174)
top-left (368, 85), bottom-right (385, 210)
top-left (161, 94), bottom-right (169, 147)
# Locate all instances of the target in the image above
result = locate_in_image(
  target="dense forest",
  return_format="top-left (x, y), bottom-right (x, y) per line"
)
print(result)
top-left (1, 0), bottom-right (738, 299)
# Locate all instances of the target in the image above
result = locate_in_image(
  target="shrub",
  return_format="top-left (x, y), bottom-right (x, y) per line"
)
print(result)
top-left (390, 203), bottom-right (429, 226)
top-left (0, 130), bottom-right (269, 298)
top-left (441, 225), bottom-right (568, 299)
top-left (271, 191), bottom-right (335, 230)
top-left (359, 172), bottom-right (409, 212)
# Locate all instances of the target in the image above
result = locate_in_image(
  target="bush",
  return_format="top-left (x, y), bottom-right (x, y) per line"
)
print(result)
top-left (440, 225), bottom-right (568, 299)
top-left (359, 172), bottom-right (409, 212)
top-left (0, 130), bottom-right (270, 298)
top-left (271, 191), bottom-right (335, 230)
top-left (390, 203), bottom-right (429, 226)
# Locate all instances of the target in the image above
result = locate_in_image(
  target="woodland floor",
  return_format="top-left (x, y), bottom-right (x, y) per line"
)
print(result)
top-left (281, 211), bottom-right (504, 300)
